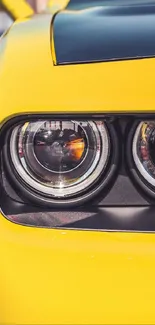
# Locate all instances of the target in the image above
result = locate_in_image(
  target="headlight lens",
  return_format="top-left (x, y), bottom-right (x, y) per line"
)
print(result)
top-left (133, 121), bottom-right (155, 187)
top-left (9, 120), bottom-right (110, 199)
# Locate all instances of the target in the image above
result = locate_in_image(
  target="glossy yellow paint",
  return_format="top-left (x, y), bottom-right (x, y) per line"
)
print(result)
top-left (47, 0), bottom-right (70, 11)
top-left (51, 24), bottom-right (57, 65)
top-left (1, 11), bottom-right (155, 325)
top-left (1, 212), bottom-right (155, 325)
top-left (1, 0), bottom-right (34, 19)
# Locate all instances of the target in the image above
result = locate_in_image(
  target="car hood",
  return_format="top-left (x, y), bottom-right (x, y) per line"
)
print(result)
top-left (1, 13), bottom-right (155, 119)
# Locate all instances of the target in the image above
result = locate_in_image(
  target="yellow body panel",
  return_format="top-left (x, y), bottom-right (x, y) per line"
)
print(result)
top-left (1, 0), bottom-right (34, 19)
top-left (1, 11), bottom-right (155, 325)
top-left (1, 213), bottom-right (155, 325)
top-left (47, 0), bottom-right (70, 11)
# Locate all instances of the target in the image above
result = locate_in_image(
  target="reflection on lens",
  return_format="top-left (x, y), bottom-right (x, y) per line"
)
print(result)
top-left (33, 121), bottom-right (87, 173)
top-left (133, 121), bottom-right (155, 186)
top-left (10, 120), bottom-right (110, 198)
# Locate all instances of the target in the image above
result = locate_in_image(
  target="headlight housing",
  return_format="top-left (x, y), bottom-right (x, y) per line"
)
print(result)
top-left (3, 114), bottom-right (155, 231)
top-left (3, 118), bottom-right (118, 207)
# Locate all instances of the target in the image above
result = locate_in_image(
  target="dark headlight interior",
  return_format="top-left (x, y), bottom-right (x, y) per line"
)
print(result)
top-left (1, 114), bottom-right (155, 231)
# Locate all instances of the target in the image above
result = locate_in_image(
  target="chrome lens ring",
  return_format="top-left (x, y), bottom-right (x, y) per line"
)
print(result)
top-left (127, 120), bottom-right (155, 199)
top-left (133, 121), bottom-right (155, 187)
top-left (3, 117), bottom-right (119, 208)
top-left (9, 120), bottom-right (110, 198)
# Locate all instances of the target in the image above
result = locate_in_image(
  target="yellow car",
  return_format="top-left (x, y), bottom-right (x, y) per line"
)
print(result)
top-left (1, 0), bottom-right (155, 324)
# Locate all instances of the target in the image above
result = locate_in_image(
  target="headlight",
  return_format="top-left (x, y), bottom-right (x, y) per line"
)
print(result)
top-left (3, 119), bottom-right (117, 207)
top-left (132, 121), bottom-right (155, 193)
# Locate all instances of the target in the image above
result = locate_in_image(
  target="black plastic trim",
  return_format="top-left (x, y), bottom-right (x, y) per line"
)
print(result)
top-left (4, 205), bottom-right (155, 233)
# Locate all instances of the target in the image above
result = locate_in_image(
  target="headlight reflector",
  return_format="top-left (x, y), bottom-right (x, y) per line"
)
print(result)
top-left (9, 120), bottom-right (110, 200)
top-left (133, 121), bottom-right (155, 187)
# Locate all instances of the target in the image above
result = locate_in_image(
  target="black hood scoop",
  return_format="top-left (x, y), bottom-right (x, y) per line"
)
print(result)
top-left (53, 1), bottom-right (155, 65)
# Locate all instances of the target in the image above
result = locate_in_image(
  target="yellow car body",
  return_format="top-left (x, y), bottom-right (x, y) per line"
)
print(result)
top-left (1, 1), bottom-right (155, 324)
top-left (0, 0), bottom-right (34, 19)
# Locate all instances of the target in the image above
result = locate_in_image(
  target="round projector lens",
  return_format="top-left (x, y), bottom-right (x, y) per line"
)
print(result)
top-left (133, 121), bottom-right (155, 187)
top-left (9, 120), bottom-right (110, 198)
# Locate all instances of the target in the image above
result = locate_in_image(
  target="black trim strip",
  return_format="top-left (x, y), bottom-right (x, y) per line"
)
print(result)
top-left (5, 207), bottom-right (155, 233)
